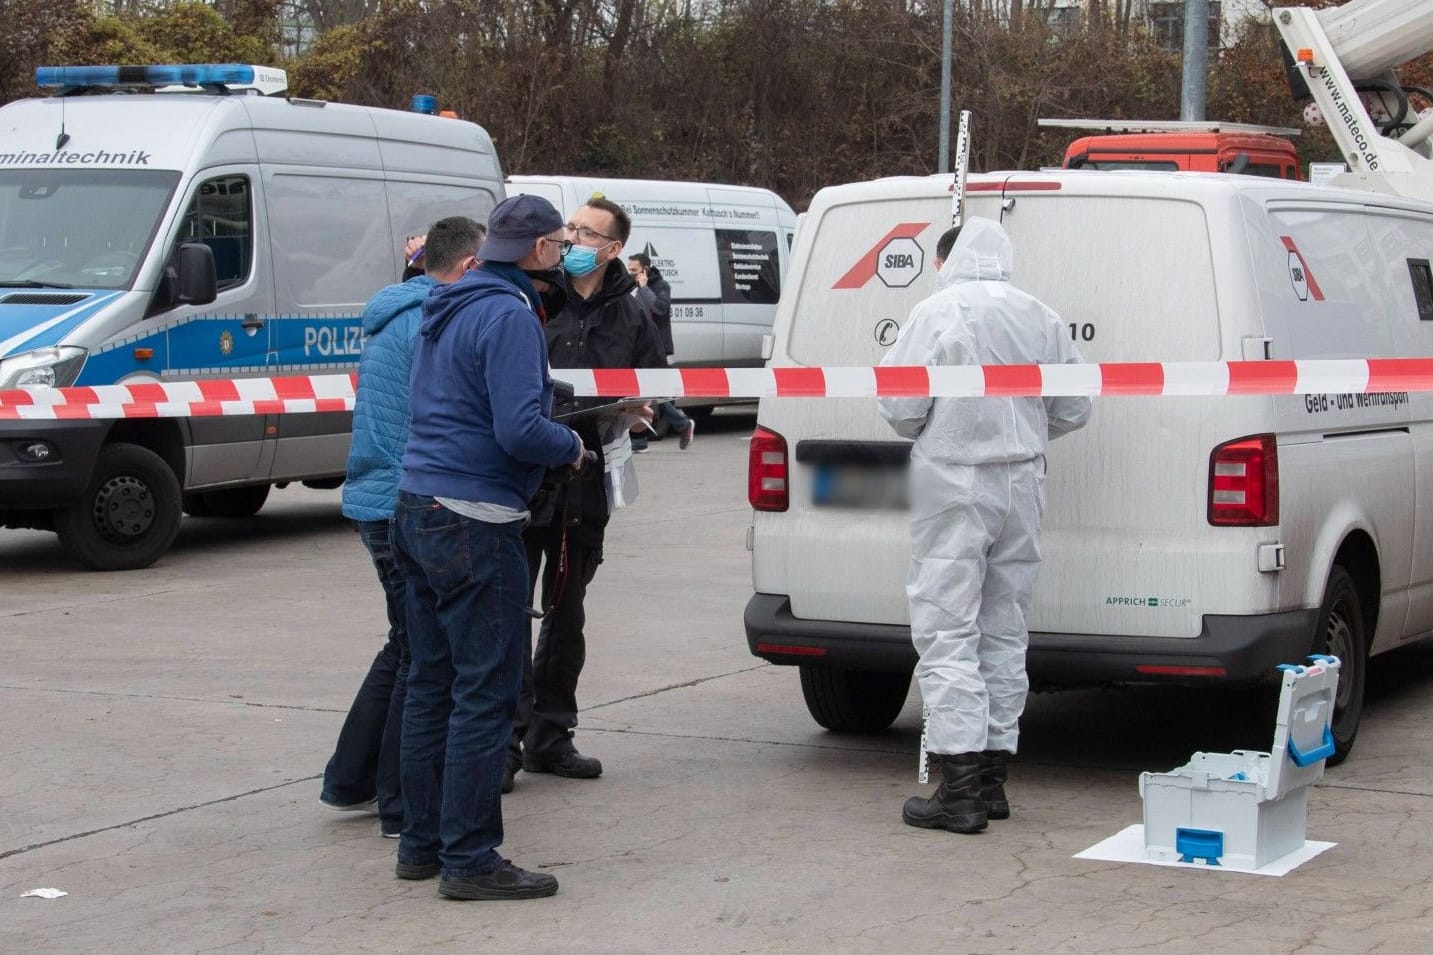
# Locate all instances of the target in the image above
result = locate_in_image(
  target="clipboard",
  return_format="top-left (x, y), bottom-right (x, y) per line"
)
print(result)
top-left (551, 396), bottom-right (669, 422)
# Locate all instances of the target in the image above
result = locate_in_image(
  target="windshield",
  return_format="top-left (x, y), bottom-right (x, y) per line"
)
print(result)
top-left (1083, 160), bottom-right (1180, 171)
top-left (0, 169), bottom-right (180, 290)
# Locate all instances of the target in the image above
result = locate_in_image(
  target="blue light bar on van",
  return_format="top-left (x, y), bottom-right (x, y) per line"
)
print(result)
top-left (35, 64), bottom-right (256, 89)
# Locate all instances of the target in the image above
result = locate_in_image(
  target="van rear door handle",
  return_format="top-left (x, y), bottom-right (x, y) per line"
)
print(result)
top-left (1241, 336), bottom-right (1272, 360)
top-left (241, 314), bottom-right (264, 331)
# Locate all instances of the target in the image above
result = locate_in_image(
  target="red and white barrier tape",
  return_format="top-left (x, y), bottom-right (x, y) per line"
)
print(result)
top-left (2, 359), bottom-right (1432, 420)
top-left (0, 374), bottom-right (359, 421)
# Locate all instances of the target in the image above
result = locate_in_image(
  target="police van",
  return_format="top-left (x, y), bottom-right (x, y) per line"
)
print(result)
top-left (506, 175), bottom-right (798, 372)
top-left (745, 169), bottom-right (1433, 762)
top-left (0, 64), bottom-right (505, 570)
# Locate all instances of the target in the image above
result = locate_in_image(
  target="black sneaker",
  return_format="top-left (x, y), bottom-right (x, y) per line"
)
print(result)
top-left (439, 860), bottom-right (558, 900)
top-left (522, 748), bottom-right (602, 778)
top-left (503, 751), bottom-right (522, 793)
top-left (320, 794), bottom-right (378, 813)
top-left (395, 860), bottom-right (441, 880)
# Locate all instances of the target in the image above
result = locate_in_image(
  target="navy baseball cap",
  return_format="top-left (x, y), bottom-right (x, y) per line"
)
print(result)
top-left (478, 194), bottom-right (563, 263)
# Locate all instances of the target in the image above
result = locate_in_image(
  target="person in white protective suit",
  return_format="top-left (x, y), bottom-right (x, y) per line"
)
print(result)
top-left (879, 218), bottom-right (1091, 834)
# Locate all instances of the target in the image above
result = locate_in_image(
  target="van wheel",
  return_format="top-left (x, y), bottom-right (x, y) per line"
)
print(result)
top-left (199, 484), bottom-right (271, 518)
top-left (55, 443), bottom-right (181, 571)
top-left (799, 664), bottom-right (911, 733)
top-left (1313, 566), bottom-right (1367, 765)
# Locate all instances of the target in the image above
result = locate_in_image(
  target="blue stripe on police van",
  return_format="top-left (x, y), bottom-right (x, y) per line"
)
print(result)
top-left (77, 311), bottom-right (365, 386)
top-left (0, 291), bottom-right (123, 358)
top-left (268, 314), bottom-right (366, 366)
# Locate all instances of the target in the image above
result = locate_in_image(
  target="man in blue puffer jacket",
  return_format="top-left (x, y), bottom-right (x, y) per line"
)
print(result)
top-left (320, 216), bottom-right (486, 839)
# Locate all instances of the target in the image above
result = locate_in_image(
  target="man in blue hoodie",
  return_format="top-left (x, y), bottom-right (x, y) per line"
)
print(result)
top-left (393, 194), bottom-right (584, 902)
top-left (320, 217), bottom-right (486, 839)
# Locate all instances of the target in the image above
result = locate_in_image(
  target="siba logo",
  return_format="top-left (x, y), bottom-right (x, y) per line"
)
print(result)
top-left (833, 223), bottom-right (929, 289)
top-left (1280, 236), bottom-right (1325, 302)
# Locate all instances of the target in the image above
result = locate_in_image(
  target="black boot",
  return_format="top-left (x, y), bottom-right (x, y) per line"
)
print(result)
top-left (980, 750), bottom-right (1011, 820)
top-left (902, 753), bottom-right (988, 833)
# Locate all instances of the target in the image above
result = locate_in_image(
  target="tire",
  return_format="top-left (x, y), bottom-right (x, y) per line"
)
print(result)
top-left (1313, 566), bottom-right (1368, 765)
top-left (799, 663), bottom-right (911, 733)
top-left (200, 484), bottom-right (270, 518)
top-left (55, 443), bottom-right (182, 571)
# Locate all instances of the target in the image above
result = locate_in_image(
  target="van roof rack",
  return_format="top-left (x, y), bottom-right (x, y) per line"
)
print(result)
top-left (34, 64), bottom-right (288, 97)
top-left (1038, 118), bottom-right (1301, 137)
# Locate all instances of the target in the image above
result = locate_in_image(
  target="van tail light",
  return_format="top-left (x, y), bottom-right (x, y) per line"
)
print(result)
top-left (749, 425), bottom-right (789, 512)
top-left (1208, 434), bottom-right (1279, 526)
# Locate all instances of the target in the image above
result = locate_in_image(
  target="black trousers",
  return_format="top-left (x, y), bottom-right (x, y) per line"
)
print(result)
top-left (511, 523), bottom-right (603, 761)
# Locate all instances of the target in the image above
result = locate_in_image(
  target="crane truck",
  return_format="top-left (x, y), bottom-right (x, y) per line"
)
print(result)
top-left (1275, 0), bottom-right (1433, 202)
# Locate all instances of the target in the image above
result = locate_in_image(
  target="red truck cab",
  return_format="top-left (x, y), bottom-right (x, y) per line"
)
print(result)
top-left (1042, 120), bottom-right (1303, 180)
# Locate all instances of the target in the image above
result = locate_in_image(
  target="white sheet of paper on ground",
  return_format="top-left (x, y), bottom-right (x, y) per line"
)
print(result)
top-left (20, 888), bottom-right (68, 899)
top-left (1075, 825), bottom-right (1335, 877)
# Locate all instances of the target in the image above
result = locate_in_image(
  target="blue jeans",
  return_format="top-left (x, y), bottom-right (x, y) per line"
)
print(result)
top-left (322, 518), bottom-right (409, 832)
top-left (394, 492), bottom-right (528, 877)
top-left (655, 400), bottom-right (690, 432)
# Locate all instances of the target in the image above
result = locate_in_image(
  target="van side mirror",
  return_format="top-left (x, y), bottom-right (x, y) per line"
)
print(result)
top-left (151, 242), bottom-right (218, 316)
top-left (175, 242), bottom-right (218, 306)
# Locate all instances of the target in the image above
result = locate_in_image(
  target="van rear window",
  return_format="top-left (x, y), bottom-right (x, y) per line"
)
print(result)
top-left (786, 194), bottom-right (1222, 368)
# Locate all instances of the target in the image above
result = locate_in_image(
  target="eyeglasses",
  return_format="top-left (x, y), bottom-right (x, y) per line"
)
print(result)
top-left (543, 236), bottom-right (573, 254)
top-left (564, 223), bottom-right (617, 244)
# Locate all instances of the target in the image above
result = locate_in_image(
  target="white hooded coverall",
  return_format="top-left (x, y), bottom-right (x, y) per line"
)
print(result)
top-left (878, 218), bottom-right (1091, 756)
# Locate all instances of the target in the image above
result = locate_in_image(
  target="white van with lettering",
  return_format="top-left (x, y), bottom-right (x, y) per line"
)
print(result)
top-left (506, 175), bottom-right (797, 372)
top-left (0, 64), bottom-right (505, 569)
top-left (745, 169), bottom-right (1433, 762)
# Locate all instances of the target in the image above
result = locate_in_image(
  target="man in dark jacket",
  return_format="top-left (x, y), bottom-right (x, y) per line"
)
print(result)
top-left (628, 252), bottom-right (673, 355)
top-left (508, 197), bottom-right (666, 787)
top-left (628, 252), bottom-right (695, 450)
top-left (321, 217), bottom-right (485, 840)
top-left (394, 194), bottom-right (583, 901)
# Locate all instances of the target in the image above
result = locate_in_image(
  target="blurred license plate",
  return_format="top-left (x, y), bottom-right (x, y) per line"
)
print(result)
top-left (811, 464), bottom-right (907, 509)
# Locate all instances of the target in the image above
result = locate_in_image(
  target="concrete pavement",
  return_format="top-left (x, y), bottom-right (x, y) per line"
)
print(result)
top-left (3, 410), bottom-right (1432, 953)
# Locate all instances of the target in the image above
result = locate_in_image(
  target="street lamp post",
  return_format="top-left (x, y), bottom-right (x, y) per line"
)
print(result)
top-left (1180, 0), bottom-right (1211, 122)
top-left (938, 0), bottom-right (954, 173)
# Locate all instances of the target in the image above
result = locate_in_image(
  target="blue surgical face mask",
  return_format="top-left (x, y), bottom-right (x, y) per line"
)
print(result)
top-left (562, 243), bottom-right (602, 277)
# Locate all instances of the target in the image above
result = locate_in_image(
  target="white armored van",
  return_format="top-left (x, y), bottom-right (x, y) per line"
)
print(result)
top-left (0, 64), bottom-right (505, 570)
top-left (745, 169), bottom-right (1433, 762)
top-left (506, 175), bottom-right (798, 371)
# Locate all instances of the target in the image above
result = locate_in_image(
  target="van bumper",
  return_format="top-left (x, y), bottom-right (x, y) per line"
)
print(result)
top-left (0, 419), bottom-right (109, 512)
top-left (744, 593), bottom-right (1319, 686)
